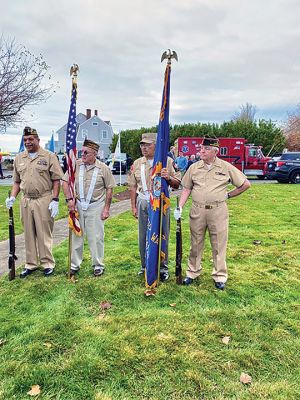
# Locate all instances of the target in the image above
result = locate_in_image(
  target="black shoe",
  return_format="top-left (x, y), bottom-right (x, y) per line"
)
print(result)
top-left (160, 271), bottom-right (169, 282)
top-left (94, 266), bottom-right (104, 277)
top-left (20, 268), bottom-right (36, 279)
top-left (69, 268), bottom-right (79, 276)
top-left (183, 277), bottom-right (194, 285)
top-left (137, 268), bottom-right (145, 276)
top-left (44, 268), bottom-right (54, 276)
top-left (214, 282), bottom-right (225, 290)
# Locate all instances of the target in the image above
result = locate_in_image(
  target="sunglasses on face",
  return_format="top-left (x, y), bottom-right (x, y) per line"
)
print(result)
top-left (140, 143), bottom-right (152, 148)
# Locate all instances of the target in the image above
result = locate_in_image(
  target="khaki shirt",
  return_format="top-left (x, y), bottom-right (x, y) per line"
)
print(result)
top-left (13, 148), bottom-right (63, 197)
top-left (182, 157), bottom-right (247, 203)
top-left (128, 156), bottom-right (180, 193)
top-left (63, 159), bottom-right (116, 203)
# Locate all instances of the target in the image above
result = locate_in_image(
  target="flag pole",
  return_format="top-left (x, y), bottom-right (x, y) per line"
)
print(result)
top-left (144, 49), bottom-right (177, 292)
top-left (67, 64), bottom-right (80, 279)
top-left (156, 188), bottom-right (164, 286)
top-left (68, 227), bottom-right (72, 279)
top-left (119, 132), bottom-right (122, 186)
top-left (155, 50), bottom-right (177, 285)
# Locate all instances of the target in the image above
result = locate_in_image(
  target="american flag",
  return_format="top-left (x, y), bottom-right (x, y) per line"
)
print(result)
top-left (66, 81), bottom-right (81, 235)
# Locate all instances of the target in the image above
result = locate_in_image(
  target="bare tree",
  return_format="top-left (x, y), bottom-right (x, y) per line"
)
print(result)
top-left (232, 102), bottom-right (257, 122)
top-left (0, 36), bottom-right (58, 133)
top-left (283, 105), bottom-right (300, 151)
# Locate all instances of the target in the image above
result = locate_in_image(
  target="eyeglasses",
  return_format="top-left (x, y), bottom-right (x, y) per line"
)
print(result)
top-left (82, 150), bottom-right (93, 156)
top-left (200, 146), bottom-right (214, 151)
top-left (140, 143), bottom-right (152, 148)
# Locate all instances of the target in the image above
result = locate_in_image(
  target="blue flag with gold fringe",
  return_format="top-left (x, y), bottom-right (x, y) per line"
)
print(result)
top-left (145, 63), bottom-right (171, 288)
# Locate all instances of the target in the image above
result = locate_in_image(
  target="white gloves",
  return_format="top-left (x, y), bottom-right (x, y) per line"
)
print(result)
top-left (5, 196), bottom-right (16, 209)
top-left (174, 207), bottom-right (182, 220)
top-left (48, 200), bottom-right (59, 218)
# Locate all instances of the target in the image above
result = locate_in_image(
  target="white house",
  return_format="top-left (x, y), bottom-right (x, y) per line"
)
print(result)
top-left (47, 109), bottom-right (114, 160)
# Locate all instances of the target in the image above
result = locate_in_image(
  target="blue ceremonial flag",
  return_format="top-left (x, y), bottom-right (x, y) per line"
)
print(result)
top-left (145, 63), bottom-right (171, 288)
top-left (49, 132), bottom-right (55, 153)
top-left (18, 136), bottom-right (24, 153)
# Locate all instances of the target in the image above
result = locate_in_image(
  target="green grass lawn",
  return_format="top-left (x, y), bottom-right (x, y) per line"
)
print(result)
top-left (0, 184), bottom-right (300, 399)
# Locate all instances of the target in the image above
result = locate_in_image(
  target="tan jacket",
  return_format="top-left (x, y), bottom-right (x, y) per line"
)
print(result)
top-left (128, 156), bottom-right (180, 193)
top-left (63, 159), bottom-right (116, 203)
top-left (182, 157), bottom-right (247, 203)
top-left (13, 148), bottom-right (63, 197)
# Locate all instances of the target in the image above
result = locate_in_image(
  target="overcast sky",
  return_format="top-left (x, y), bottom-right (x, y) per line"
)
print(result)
top-left (1, 0), bottom-right (300, 151)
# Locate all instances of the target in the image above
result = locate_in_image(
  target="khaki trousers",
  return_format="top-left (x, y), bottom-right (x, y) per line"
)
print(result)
top-left (20, 194), bottom-right (55, 270)
top-left (187, 202), bottom-right (228, 283)
top-left (71, 202), bottom-right (105, 270)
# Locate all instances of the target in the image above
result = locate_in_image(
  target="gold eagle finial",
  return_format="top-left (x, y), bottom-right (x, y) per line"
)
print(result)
top-left (70, 64), bottom-right (79, 78)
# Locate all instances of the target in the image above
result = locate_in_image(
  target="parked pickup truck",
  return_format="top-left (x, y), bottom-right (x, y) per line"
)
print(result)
top-left (265, 152), bottom-right (300, 183)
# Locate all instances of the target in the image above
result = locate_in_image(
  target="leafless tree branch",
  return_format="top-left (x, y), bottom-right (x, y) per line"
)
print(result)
top-left (232, 102), bottom-right (257, 122)
top-left (0, 36), bottom-right (58, 133)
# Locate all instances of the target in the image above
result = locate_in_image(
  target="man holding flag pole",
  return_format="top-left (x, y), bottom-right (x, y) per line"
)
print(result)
top-left (129, 50), bottom-right (180, 289)
top-left (62, 64), bottom-right (116, 278)
top-left (62, 64), bottom-right (82, 278)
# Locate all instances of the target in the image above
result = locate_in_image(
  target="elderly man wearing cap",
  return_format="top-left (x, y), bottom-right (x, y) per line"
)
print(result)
top-left (5, 126), bottom-right (63, 278)
top-left (128, 132), bottom-right (181, 281)
top-left (174, 137), bottom-right (251, 290)
top-left (62, 139), bottom-right (115, 277)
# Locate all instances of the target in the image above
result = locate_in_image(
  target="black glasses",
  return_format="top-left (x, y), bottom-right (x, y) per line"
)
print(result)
top-left (82, 150), bottom-right (93, 156)
top-left (140, 143), bottom-right (152, 148)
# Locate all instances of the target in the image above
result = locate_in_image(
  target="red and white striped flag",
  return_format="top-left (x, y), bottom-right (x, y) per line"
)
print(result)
top-left (66, 80), bottom-right (81, 236)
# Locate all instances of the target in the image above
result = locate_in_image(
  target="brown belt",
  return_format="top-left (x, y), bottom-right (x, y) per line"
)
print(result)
top-left (23, 191), bottom-right (52, 199)
top-left (193, 201), bottom-right (225, 209)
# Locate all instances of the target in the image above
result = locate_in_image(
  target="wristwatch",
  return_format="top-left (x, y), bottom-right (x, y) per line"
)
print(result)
top-left (65, 198), bottom-right (73, 203)
top-left (52, 197), bottom-right (59, 202)
top-left (227, 193), bottom-right (231, 199)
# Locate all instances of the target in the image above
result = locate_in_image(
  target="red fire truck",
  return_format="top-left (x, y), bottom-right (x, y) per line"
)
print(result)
top-left (174, 137), bottom-right (271, 178)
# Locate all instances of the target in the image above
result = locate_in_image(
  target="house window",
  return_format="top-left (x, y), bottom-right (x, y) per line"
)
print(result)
top-left (92, 122), bottom-right (98, 126)
top-left (102, 130), bottom-right (107, 139)
top-left (220, 147), bottom-right (228, 156)
top-left (79, 128), bottom-right (88, 140)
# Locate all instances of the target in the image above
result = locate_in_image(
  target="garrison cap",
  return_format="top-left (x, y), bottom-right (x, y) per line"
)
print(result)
top-left (23, 126), bottom-right (38, 137)
top-left (201, 137), bottom-right (219, 148)
top-left (140, 132), bottom-right (157, 144)
top-left (83, 138), bottom-right (99, 151)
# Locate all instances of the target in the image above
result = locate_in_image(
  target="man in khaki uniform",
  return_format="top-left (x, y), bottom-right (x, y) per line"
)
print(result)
top-left (62, 139), bottom-right (115, 277)
top-left (174, 137), bottom-right (251, 290)
top-left (5, 126), bottom-right (63, 278)
top-left (128, 132), bottom-right (181, 281)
